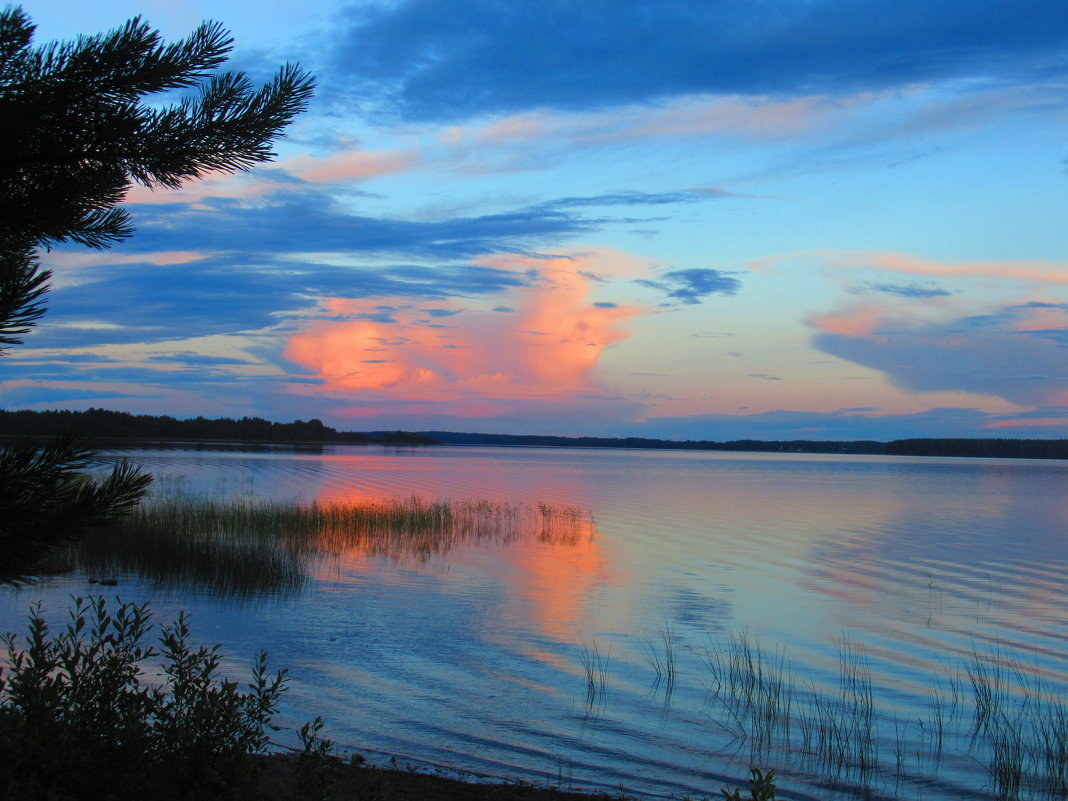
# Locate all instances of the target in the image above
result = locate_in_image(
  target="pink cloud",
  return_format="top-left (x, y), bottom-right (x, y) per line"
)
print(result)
top-left (983, 417), bottom-right (1068, 429)
top-left (839, 252), bottom-right (1068, 284)
top-left (282, 150), bottom-right (419, 183)
top-left (123, 174), bottom-right (282, 205)
top-left (44, 250), bottom-right (209, 268)
top-left (431, 95), bottom-right (836, 174)
top-left (807, 304), bottom-right (886, 337)
top-left (284, 254), bottom-right (643, 417)
top-left (753, 249), bottom-right (1068, 285)
top-left (123, 148), bottom-right (417, 205)
top-left (442, 95), bottom-right (833, 151)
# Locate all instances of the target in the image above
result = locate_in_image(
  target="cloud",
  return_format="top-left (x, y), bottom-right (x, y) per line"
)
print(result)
top-left (124, 149), bottom-right (419, 205)
top-left (624, 406), bottom-right (1066, 441)
top-left (144, 352), bottom-right (257, 366)
top-left (755, 250), bottom-right (1068, 286)
top-left (332, 0), bottom-right (1068, 121)
top-left (636, 268), bottom-right (741, 305)
top-left (115, 187), bottom-right (728, 266)
top-left (281, 150), bottom-right (420, 184)
top-left (809, 301), bottom-right (1068, 406)
top-left (859, 281), bottom-right (952, 299)
top-left (542, 189), bottom-right (731, 209)
top-left (25, 255), bottom-right (537, 349)
top-left (36, 185), bottom-right (703, 347)
top-left (0, 385), bottom-right (156, 406)
top-left (283, 254), bottom-right (643, 418)
top-left (124, 191), bottom-right (599, 261)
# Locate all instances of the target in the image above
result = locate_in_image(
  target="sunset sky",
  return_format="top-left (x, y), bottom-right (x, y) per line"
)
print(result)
top-left (8, 0), bottom-right (1068, 439)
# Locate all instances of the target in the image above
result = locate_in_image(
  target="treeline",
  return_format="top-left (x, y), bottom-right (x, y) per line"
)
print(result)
top-left (420, 431), bottom-right (1068, 460)
top-left (885, 438), bottom-right (1068, 459)
top-left (420, 431), bottom-right (887, 453)
top-left (0, 408), bottom-right (437, 445)
top-left (5, 410), bottom-right (1066, 458)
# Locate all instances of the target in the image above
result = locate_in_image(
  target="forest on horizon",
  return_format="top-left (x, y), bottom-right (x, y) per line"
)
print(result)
top-left (3, 408), bottom-right (1068, 459)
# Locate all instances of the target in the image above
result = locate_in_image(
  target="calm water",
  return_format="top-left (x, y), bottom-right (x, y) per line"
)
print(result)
top-left (4, 445), bottom-right (1068, 800)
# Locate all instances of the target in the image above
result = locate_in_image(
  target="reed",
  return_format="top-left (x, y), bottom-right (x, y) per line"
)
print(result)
top-left (579, 638), bottom-right (611, 709)
top-left (701, 631), bottom-right (796, 757)
top-left (61, 493), bottom-right (593, 599)
top-left (641, 625), bottom-right (678, 699)
top-left (699, 631), bottom-right (1068, 800)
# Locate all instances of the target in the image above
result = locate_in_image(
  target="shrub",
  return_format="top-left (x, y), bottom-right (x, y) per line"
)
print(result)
top-left (721, 767), bottom-right (778, 801)
top-left (0, 596), bottom-right (290, 800)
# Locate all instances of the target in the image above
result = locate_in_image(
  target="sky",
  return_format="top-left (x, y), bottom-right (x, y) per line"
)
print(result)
top-left (7, 0), bottom-right (1068, 440)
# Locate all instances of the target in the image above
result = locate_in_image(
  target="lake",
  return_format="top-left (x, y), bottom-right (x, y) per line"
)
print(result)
top-left (4, 444), bottom-right (1067, 800)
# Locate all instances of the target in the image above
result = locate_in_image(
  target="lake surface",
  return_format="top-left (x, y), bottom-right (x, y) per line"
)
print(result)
top-left (4, 445), bottom-right (1068, 800)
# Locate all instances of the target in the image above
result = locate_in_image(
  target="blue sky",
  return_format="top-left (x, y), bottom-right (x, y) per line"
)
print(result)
top-left (8, 0), bottom-right (1068, 439)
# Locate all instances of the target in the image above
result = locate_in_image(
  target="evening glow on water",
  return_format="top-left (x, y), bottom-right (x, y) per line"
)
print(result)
top-left (7, 1), bottom-right (1068, 439)
top-left (6, 446), bottom-right (1068, 800)
top-left (7, 5), bottom-right (1068, 799)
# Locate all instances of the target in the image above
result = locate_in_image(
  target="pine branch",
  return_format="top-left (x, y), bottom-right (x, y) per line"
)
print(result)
top-left (0, 249), bottom-right (50, 349)
top-left (0, 7), bottom-right (312, 581)
top-left (0, 432), bottom-right (153, 583)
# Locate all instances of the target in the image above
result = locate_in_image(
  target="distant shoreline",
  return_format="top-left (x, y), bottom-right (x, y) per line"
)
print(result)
top-left (422, 430), bottom-right (1068, 460)
top-left (3, 407), bottom-right (1068, 460)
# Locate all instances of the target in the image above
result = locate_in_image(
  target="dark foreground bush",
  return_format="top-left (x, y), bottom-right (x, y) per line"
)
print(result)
top-left (0, 596), bottom-right (323, 801)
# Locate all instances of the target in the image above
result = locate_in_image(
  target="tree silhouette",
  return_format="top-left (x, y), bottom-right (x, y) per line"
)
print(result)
top-left (0, 7), bottom-right (314, 581)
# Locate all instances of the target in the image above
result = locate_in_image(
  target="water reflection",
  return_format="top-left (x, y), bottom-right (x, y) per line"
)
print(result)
top-left (66, 493), bottom-right (598, 602)
top-left (47, 445), bottom-right (1068, 801)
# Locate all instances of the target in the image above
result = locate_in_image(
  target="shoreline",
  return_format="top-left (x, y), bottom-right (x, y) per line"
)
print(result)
top-left (257, 751), bottom-right (649, 801)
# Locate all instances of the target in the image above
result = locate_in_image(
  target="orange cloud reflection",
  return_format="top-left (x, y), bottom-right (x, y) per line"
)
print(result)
top-left (305, 491), bottom-right (608, 643)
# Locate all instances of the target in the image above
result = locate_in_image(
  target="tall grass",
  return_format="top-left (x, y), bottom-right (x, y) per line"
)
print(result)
top-left (580, 638), bottom-right (612, 710)
top-left (642, 625), bottom-right (678, 701)
top-left (696, 631), bottom-right (1068, 800)
top-left (702, 630), bottom-right (794, 755)
top-left (61, 493), bottom-right (593, 599)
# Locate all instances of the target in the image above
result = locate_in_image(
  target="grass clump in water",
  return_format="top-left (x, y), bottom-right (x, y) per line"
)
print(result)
top-left (63, 493), bottom-right (593, 599)
top-left (698, 630), bottom-right (1068, 800)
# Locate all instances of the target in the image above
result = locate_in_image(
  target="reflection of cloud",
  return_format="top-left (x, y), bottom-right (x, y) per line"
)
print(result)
top-left (284, 254), bottom-right (642, 418)
top-left (800, 461), bottom-right (1068, 643)
top-left (297, 463), bottom-right (610, 645)
top-left (498, 534), bottom-right (610, 641)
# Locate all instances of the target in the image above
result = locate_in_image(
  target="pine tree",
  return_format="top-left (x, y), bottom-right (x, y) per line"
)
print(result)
top-left (0, 7), bottom-right (314, 581)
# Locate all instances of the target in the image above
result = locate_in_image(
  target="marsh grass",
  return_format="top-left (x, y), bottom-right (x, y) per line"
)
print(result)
top-left (702, 631), bottom-right (794, 754)
top-left (698, 632), bottom-right (1068, 800)
top-left (62, 493), bottom-right (593, 599)
top-left (580, 639), bottom-right (611, 710)
top-left (642, 625), bottom-right (678, 702)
